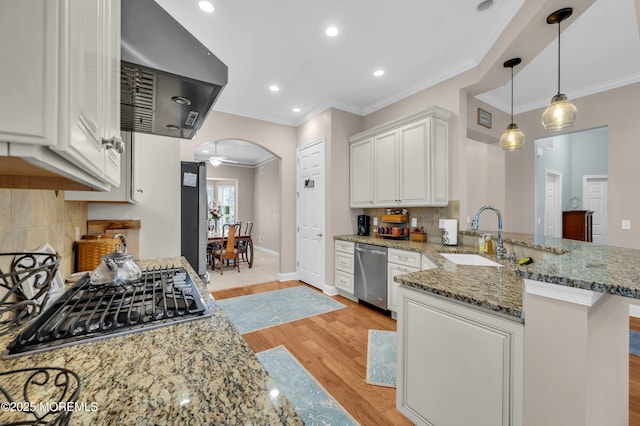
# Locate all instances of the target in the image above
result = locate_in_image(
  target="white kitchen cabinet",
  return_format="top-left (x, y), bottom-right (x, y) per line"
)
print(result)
top-left (397, 285), bottom-right (523, 426)
top-left (349, 106), bottom-right (450, 208)
top-left (387, 248), bottom-right (431, 314)
top-left (349, 138), bottom-right (374, 207)
top-left (334, 240), bottom-right (355, 294)
top-left (374, 130), bottom-right (399, 205)
top-left (65, 135), bottom-right (141, 203)
top-left (0, 0), bottom-right (121, 191)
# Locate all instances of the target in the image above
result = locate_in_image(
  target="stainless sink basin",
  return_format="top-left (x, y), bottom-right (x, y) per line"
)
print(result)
top-left (439, 253), bottom-right (502, 267)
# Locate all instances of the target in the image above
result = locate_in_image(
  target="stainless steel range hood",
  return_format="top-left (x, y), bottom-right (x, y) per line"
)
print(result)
top-left (120, 0), bottom-right (228, 139)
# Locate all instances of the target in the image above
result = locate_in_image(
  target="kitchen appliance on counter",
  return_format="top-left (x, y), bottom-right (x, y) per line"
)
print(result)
top-left (90, 234), bottom-right (142, 285)
top-left (354, 243), bottom-right (388, 310)
top-left (5, 266), bottom-right (211, 358)
top-left (357, 215), bottom-right (371, 236)
top-left (439, 219), bottom-right (458, 245)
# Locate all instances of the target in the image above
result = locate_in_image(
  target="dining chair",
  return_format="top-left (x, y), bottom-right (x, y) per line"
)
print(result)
top-left (239, 221), bottom-right (253, 263)
top-left (211, 223), bottom-right (241, 274)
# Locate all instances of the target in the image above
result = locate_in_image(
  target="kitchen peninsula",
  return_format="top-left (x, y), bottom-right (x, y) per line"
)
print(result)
top-left (335, 232), bottom-right (638, 425)
top-left (0, 257), bottom-right (302, 425)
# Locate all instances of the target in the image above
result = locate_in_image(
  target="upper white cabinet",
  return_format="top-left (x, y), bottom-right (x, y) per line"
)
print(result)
top-left (0, 0), bottom-right (122, 191)
top-left (374, 130), bottom-right (399, 205)
top-left (349, 138), bottom-right (375, 207)
top-left (349, 106), bottom-right (450, 208)
top-left (65, 134), bottom-right (141, 203)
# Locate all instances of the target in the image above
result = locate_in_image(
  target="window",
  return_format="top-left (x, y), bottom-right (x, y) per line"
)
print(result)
top-left (218, 184), bottom-right (235, 224)
top-left (207, 179), bottom-right (237, 225)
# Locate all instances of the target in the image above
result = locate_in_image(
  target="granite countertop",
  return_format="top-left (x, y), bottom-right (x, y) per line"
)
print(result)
top-left (335, 232), bottom-right (640, 321)
top-left (335, 235), bottom-right (524, 320)
top-left (0, 257), bottom-right (302, 425)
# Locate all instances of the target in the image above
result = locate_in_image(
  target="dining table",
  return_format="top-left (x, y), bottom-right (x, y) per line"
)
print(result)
top-left (207, 230), bottom-right (254, 268)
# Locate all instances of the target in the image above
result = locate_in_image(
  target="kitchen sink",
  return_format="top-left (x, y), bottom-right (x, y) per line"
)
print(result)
top-left (439, 253), bottom-right (502, 267)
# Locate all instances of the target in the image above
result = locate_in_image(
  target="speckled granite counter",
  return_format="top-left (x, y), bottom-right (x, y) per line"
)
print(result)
top-left (335, 232), bottom-right (640, 321)
top-left (0, 257), bottom-right (302, 425)
top-left (460, 230), bottom-right (640, 298)
top-left (335, 235), bottom-right (524, 320)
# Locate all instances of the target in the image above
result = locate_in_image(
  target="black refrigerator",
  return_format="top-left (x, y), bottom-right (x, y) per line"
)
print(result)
top-left (180, 161), bottom-right (208, 278)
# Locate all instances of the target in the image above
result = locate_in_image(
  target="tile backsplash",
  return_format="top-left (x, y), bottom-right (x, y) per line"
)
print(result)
top-left (0, 189), bottom-right (87, 278)
top-left (364, 200), bottom-right (460, 243)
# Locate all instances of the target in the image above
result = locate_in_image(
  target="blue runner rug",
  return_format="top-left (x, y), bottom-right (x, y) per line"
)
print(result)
top-left (216, 286), bottom-right (345, 334)
top-left (631, 330), bottom-right (640, 356)
top-left (257, 345), bottom-right (359, 425)
top-left (366, 330), bottom-right (397, 388)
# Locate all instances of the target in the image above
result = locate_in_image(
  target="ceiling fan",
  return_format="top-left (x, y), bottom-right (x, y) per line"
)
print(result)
top-left (208, 141), bottom-right (238, 167)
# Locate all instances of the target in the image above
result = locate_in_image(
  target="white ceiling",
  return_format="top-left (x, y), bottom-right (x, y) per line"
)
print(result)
top-left (194, 139), bottom-right (276, 166)
top-left (155, 0), bottom-right (640, 163)
top-left (479, 0), bottom-right (640, 114)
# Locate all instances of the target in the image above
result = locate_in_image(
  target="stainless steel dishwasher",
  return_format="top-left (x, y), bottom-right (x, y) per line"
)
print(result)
top-left (354, 242), bottom-right (388, 310)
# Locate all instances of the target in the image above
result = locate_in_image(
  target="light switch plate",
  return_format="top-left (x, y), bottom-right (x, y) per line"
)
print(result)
top-left (622, 220), bottom-right (632, 230)
top-left (373, 217), bottom-right (378, 226)
top-left (411, 218), bottom-right (417, 227)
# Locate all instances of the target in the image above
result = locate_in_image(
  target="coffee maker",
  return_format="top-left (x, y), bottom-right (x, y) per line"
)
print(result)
top-left (357, 215), bottom-right (370, 236)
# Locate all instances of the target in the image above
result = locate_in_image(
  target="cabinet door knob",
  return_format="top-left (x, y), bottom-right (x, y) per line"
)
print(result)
top-left (102, 136), bottom-right (124, 154)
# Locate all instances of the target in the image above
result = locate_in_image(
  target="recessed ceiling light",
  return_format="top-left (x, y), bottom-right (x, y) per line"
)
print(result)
top-left (199, 1), bottom-right (215, 13)
top-left (269, 85), bottom-right (280, 92)
top-left (166, 124), bottom-right (180, 131)
top-left (293, 107), bottom-right (301, 112)
top-left (373, 69), bottom-right (385, 77)
top-left (325, 26), bottom-right (339, 37)
top-left (477, 0), bottom-right (493, 11)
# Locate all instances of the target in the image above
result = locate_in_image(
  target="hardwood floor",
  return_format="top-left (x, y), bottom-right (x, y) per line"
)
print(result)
top-left (211, 281), bottom-right (412, 426)
top-left (214, 282), bottom-right (640, 425)
top-left (631, 317), bottom-right (640, 425)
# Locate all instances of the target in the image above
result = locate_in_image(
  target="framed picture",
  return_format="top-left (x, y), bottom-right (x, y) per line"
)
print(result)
top-left (477, 108), bottom-right (492, 129)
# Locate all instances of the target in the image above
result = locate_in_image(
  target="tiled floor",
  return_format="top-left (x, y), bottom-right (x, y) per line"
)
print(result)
top-left (206, 250), bottom-right (279, 291)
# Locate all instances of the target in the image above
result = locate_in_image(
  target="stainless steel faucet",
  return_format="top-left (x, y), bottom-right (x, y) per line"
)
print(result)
top-left (471, 205), bottom-right (507, 260)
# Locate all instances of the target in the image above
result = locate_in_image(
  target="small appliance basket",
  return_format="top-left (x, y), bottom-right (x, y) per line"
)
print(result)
top-left (75, 235), bottom-right (120, 272)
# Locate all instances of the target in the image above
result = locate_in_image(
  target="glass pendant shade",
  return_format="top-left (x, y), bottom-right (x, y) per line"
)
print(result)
top-left (542, 8), bottom-right (577, 131)
top-left (541, 93), bottom-right (578, 131)
top-left (501, 57), bottom-right (524, 151)
top-left (500, 123), bottom-right (525, 151)
top-left (209, 157), bottom-right (222, 167)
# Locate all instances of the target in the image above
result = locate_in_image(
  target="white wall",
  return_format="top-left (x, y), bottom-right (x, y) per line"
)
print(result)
top-left (180, 111), bottom-right (297, 274)
top-left (88, 133), bottom-right (181, 259)
top-left (506, 83), bottom-right (640, 249)
top-left (252, 158), bottom-right (280, 253)
top-left (465, 139), bottom-right (506, 232)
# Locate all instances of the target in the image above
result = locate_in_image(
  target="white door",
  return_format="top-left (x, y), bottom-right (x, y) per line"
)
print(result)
top-left (583, 176), bottom-right (608, 244)
top-left (544, 170), bottom-right (562, 237)
top-left (297, 140), bottom-right (325, 290)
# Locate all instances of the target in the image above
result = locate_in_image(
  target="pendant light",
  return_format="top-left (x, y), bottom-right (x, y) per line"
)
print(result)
top-left (500, 58), bottom-right (525, 151)
top-left (541, 7), bottom-right (577, 131)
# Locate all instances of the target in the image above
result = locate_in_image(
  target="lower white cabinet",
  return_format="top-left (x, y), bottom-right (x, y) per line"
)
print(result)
top-left (334, 240), bottom-right (355, 294)
top-left (387, 248), bottom-right (422, 313)
top-left (396, 285), bottom-right (523, 426)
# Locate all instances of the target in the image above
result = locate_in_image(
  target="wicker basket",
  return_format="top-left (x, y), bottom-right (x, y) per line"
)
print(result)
top-left (75, 236), bottom-right (119, 272)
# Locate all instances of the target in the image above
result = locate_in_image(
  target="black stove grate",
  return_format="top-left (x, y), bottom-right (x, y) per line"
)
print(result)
top-left (5, 267), bottom-right (211, 358)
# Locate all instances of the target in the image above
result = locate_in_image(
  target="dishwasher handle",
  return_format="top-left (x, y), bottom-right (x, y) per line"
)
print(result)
top-left (355, 247), bottom-right (387, 256)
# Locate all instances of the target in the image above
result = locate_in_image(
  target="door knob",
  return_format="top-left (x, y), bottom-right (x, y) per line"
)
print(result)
top-left (317, 233), bottom-right (323, 237)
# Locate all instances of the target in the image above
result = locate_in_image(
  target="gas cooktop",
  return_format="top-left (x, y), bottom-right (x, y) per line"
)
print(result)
top-left (5, 266), bottom-right (212, 358)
